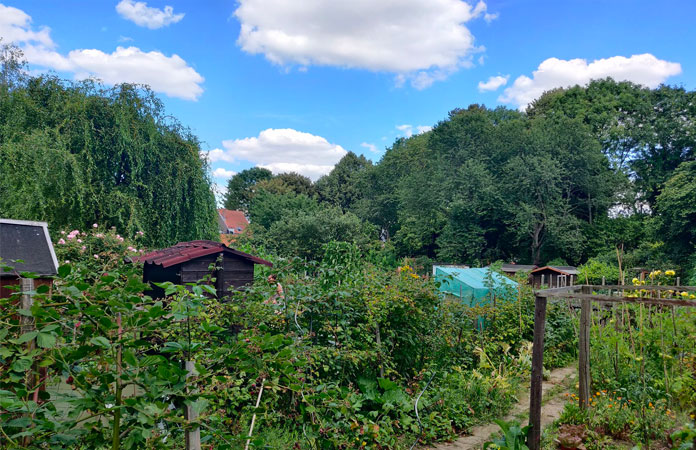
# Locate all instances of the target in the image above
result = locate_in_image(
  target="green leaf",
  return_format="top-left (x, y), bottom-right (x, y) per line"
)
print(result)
top-left (36, 284), bottom-right (50, 294)
top-left (201, 284), bottom-right (217, 296)
top-left (90, 336), bottom-right (111, 349)
top-left (15, 331), bottom-right (38, 344)
top-left (11, 357), bottom-right (33, 372)
top-left (36, 333), bottom-right (56, 349)
top-left (57, 265), bottom-right (71, 278)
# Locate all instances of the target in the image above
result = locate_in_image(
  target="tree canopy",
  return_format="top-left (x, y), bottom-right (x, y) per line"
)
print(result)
top-left (0, 46), bottom-right (217, 246)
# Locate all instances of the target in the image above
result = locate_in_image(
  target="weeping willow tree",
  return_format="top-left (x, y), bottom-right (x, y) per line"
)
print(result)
top-left (0, 45), bottom-right (217, 247)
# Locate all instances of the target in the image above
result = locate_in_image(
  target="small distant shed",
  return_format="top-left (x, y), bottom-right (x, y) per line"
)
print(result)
top-left (501, 263), bottom-right (538, 278)
top-left (138, 240), bottom-right (272, 299)
top-left (0, 219), bottom-right (58, 298)
top-left (434, 267), bottom-right (518, 307)
top-left (530, 266), bottom-right (578, 288)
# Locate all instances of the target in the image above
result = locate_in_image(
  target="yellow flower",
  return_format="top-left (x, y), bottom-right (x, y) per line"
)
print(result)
top-left (690, 294), bottom-right (696, 299)
top-left (665, 270), bottom-right (675, 276)
top-left (632, 277), bottom-right (639, 285)
top-left (681, 291), bottom-right (689, 297)
top-left (654, 270), bottom-right (662, 276)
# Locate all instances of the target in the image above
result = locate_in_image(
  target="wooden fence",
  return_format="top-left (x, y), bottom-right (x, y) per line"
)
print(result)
top-left (527, 283), bottom-right (696, 450)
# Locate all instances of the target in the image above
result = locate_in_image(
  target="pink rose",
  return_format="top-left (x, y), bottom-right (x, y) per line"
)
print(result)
top-left (58, 239), bottom-right (66, 244)
top-left (93, 254), bottom-right (99, 259)
top-left (77, 239), bottom-right (82, 243)
top-left (92, 223), bottom-right (98, 228)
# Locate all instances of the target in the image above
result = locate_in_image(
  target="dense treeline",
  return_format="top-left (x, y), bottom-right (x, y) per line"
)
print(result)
top-left (0, 46), bottom-right (217, 247)
top-left (230, 79), bottom-right (696, 279)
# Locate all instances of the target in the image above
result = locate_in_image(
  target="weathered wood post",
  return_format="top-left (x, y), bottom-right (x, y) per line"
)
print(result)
top-left (527, 293), bottom-right (547, 450)
top-left (185, 361), bottom-right (201, 450)
top-left (20, 278), bottom-right (36, 447)
top-left (578, 285), bottom-right (591, 409)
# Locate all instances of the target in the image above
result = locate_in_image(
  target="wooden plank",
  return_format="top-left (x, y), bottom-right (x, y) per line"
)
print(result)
top-left (527, 295), bottom-right (547, 450)
top-left (578, 286), bottom-right (591, 409)
top-left (541, 292), bottom-right (696, 307)
top-left (534, 285), bottom-right (579, 296)
top-left (591, 284), bottom-right (696, 292)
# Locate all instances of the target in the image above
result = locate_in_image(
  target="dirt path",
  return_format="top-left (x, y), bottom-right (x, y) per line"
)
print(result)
top-left (431, 365), bottom-right (576, 450)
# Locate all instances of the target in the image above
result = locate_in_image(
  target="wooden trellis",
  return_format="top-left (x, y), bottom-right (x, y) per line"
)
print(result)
top-left (527, 283), bottom-right (696, 450)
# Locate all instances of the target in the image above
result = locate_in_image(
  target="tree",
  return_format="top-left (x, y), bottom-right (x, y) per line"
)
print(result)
top-left (315, 152), bottom-right (372, 211)
top-left (255, 172), bottom-right (315, 197)
top-left (248, 190), bottom-right (319, 230)
top-left (655, 160), bottom-right (696, 263)
top-left (222, 167), bottom-right (273, 212)
top-left (263, 207), bottom-right (376, 260)
top-left (0, 63), bottom-right (217, 246)
top-left (528, 79), bottom-right (696, 207)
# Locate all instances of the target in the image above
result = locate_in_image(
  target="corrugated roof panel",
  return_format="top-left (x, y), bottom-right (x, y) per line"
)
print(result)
top-left (137, 240), bottom-right (272, 268)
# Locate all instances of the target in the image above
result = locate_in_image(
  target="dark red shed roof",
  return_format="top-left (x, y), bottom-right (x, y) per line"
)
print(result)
top-left (138, 240), bottom-right (273, 268)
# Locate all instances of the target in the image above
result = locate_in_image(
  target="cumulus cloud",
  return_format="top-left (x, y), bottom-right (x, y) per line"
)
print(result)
top-left (116, 0), bottom-right (184, 29)
top-left (205, 148), bottom-right (232, 163)
top-left (218, 128), bottom-right (347, 180)
top-left (0, 3), bottom-right (203, 100)
top-left (500, 54), bottom-right (682, 110)
top-left (396, 124), bottom-right (432, 138)
top-left (478, 74), bottom-right (508, 92)
top-left (360, 142), bottom-right (379, 153)
top-left (212, 167), bottom-right (236, 178)
top-left (234, 0), bottom-right (494, 88)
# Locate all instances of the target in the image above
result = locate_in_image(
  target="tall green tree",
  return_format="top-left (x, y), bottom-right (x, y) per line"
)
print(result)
top-left (0, 52), bottom-right (217, 246)
top-left (316, 152), bottom-right (372, 211)
top-left (655, 160), bottom-right (696, 263)
top-left (255, 172), bottom-right (315, 197)
top-left (222, 167), bottom-right (273, 212)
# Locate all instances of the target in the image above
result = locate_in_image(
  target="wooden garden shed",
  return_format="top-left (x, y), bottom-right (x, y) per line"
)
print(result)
top-left (138, 240), bottom-right (272, 299)
top-left (0, 219), bottom-right (58, 298)
top-left (530, 265), bottom-right (578, 288)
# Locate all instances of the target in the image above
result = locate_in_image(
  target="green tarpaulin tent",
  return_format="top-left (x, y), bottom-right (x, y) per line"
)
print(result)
top-left (434, 266), bottom-right (518, 307)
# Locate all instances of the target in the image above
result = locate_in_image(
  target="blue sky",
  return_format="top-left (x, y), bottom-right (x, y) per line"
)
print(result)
top-left (2, 0), bottom-right (695, 190)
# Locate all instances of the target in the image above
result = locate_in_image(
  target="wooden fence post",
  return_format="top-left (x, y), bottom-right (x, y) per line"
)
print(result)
top-left (578, 286), bottom-right (591, 409)
top-left (527, 294), bottom-right (547, 450)
top-left (185, 361), bottom-right (201, 450)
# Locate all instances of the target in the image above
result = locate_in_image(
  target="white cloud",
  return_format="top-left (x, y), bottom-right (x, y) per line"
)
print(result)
top-left (360, 142), bottom-right (379, 153)
top-left (483, 12), bottom-right (498, 23)
top-left (116, 0), bottom-right (184, 29)
top-left (0, 4), bottom-right (203, 100)
top-left (205, 148), bottom-right (232, 163)
top-left (478, 74), bottom-right (508, 92)
top-left (500, 54), bottom-right (682, 110)
top-left (218, 128), bottom-right (347, 180)
top-left (212, 167), bottom-right (236, 178)
top-left (234, 0), bottom-right (493, 88)
top-left (396, 124), bottom-right (432, 138)
top-left (396, 124), bottom-right (414, 138)
top-left (0, 4), bottom-right (54, 48)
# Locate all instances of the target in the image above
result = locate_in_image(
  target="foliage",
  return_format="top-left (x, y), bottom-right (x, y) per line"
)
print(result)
top-left (577, 259), bottom-right (621, 285)
top-left (0, 45), bottom-right (217, 247)
top-left (315, 152), bottom-right (372, 212)
top-left (256, 172), bottom-right (315, 197)
top-left (483, 419), bottom-right (530, 450)
top-left (656, 160), bottom-right (696, 262)
top-left (222, 166), bottom-right (273, 213)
